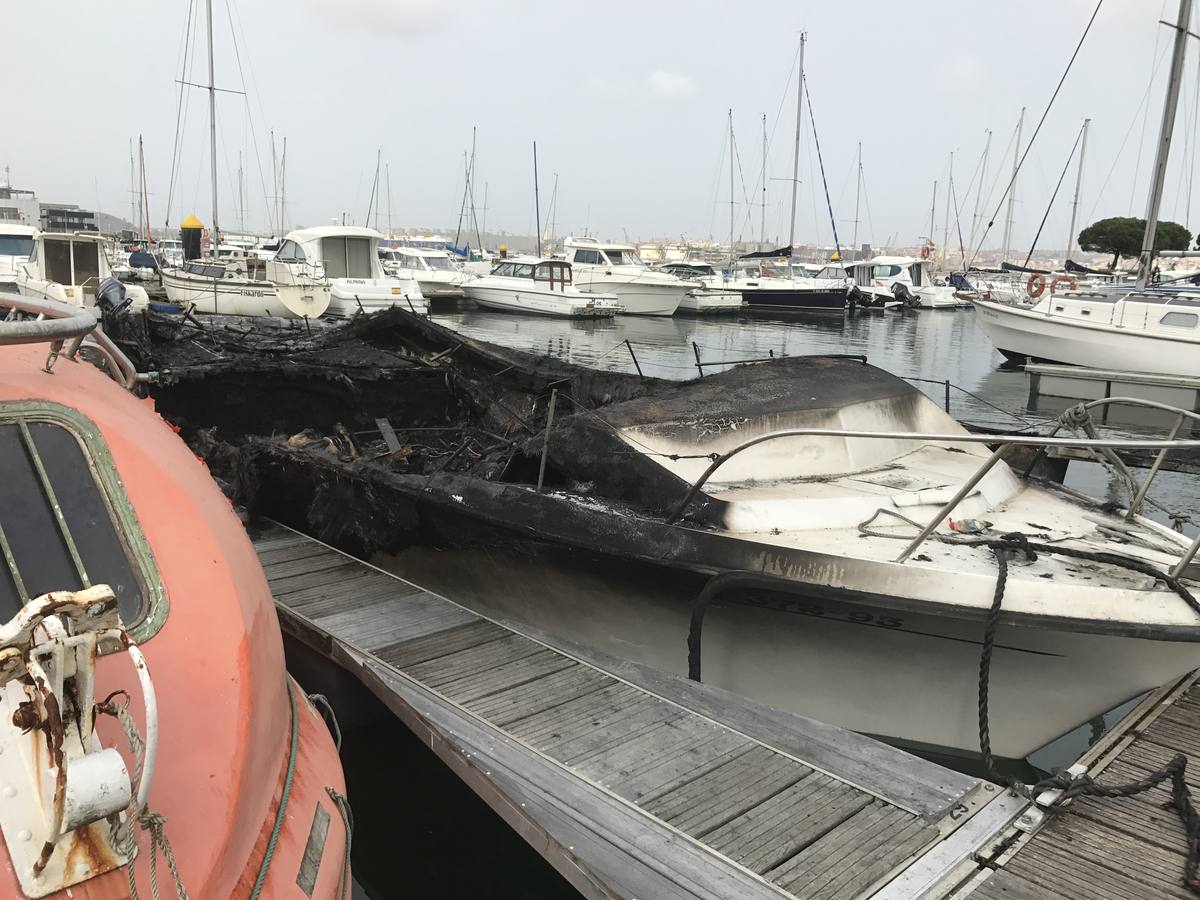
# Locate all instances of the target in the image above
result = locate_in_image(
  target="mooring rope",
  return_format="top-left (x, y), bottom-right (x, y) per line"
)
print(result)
top-left (976, 533), bottom-right (1200, 892)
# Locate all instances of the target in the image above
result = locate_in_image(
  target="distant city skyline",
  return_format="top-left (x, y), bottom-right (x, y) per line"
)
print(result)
top-left (5, 1), bottom-right (1193, 258)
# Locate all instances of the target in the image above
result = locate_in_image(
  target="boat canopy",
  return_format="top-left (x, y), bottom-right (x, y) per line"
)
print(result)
top-left (739, 245), bottom-right (793, 260)
top-left (1064, 259), bottom-right (1114, 275)
top-left (999, 261), bottom-right (1052, 275)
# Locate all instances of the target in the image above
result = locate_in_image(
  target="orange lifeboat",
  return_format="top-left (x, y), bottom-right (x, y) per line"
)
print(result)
top-left (0, 295), bottom-right (348, 899)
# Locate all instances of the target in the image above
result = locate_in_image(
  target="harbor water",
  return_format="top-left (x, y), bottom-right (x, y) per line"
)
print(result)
top-left (343, 304), bottom-right (1199, 898)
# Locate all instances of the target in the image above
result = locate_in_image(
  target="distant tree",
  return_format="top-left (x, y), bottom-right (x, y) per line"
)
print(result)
top-left (1078, 216), bottom-right (1190, 268)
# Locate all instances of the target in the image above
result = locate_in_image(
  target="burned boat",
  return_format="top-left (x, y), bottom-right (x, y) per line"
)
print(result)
top-left (115, 308), bottom-right (1200, 761)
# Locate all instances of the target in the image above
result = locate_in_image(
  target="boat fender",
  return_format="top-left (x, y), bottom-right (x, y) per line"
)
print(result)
top-left (1026, 273), bottom-right (1047, 298)
top-left (1050, 274), bottom-right (1078, 294)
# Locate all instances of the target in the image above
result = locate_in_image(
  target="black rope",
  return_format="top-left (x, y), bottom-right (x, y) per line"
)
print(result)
top-left (1022, 126), bottom-right (1085, 270)
top-left (976, 532), bottom-right (1200, 892)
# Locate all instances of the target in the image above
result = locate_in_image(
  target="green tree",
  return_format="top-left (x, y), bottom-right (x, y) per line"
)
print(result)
top-left (1078, 216), bottom-right (1191, 268)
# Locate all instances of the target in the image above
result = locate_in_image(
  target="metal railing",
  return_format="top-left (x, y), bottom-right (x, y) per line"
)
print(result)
top-left (664, 400), bottom-right (1200, 577)
top-left (1, 292), bottom-right (139, 390)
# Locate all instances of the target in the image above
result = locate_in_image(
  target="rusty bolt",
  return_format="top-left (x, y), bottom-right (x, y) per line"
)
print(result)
top-left (11, 701), bottom-right (39, 734)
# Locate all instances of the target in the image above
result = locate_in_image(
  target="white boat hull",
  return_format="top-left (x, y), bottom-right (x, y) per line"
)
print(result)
top-left (162, 269), bottom-right (330, 319)
top-left (465, 283), bottom-right (619, 318)
top-left (574, 275), bottom-right (685, 316)
top-left (16, 276), bottom-right (148, 311)
top-left (326, 278), bottom-right (428, 317)
top-left (973, 296), bottom-right (1200, 376)
top-left (677, 290), bottom-right (743, 313)
top-left (396, 543), bottom-right (1200, 760)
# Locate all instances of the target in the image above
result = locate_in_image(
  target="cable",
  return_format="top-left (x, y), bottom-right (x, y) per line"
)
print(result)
top-left (968, 0), bottom-right (1104, 270)
top-left (1022, 126), bottom-right (1085, 268)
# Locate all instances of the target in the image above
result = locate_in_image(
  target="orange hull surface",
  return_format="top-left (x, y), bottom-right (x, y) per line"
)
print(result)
top-left (0, 344), bottom-right (348, 899)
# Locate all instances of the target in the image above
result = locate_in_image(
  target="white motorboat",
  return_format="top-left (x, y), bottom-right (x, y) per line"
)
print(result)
top-left (464, 257), bottom-right (622, 317)
top-left (378, 245), bottom-right (467, 299)
top-left (0, 224), bottom-right (35, 291)
top-left (656, 262), bottom-right (744, 313)
top-left (563, 237), bottom-right (688, 316)
top-left (972, 290), bottom-right (1200, 376)
top-left (727, 256), bottom-right (849, 311)
top-left (277, 226), bottom-right (426, 318)
top-left (17, 232), bottom-right (148, 311)
top-left (844, 256), bottom-right (963, 309)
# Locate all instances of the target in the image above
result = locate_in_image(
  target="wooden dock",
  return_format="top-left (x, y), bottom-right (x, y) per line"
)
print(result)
top-left (960, 672), bottom-right (1200, 899)
top-left (254, 522), bottom-right (1036, 899)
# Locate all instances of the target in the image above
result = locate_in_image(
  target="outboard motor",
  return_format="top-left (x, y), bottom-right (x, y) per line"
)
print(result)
top-left (847, 284), bottom-right (862, 311)
top-left (892, 282), bottom-right (920, 308)
top-left (95, 276), bottom-right (132, 314)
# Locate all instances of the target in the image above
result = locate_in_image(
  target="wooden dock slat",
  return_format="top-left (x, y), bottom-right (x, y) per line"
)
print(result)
top-left (703, 774), bottom-right (871, 874)
top-left (287, 580), bottom-right (439, 620)
top-left (376, 620), bottom-right (508, 670)
top-left (592, 726), bottom-right (752, 802)
top-left (505, 683), bottom-right (646, 744)
top-left (550, 707), bottom-right (688, 765)
top-left (464, 665), bottom-right (616, 727)
top-left (260, 549), bottom-right (349, 580)
top-left (256, 541), bottom-right (341, 566)
top-left (969, 871), bottom-right (1073, 899)
top-left (645, 745), bottom-right (810, 837)
top-left (435, 650), bottom-right (577, 705)
top-left (404, 633), bottom-right (547, 688)
top-left (766, 802), bottom-right (934, 898)
top-left (266, 562), bottom-right (371, 597)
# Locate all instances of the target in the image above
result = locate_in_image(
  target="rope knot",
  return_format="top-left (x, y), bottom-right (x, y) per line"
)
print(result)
top-left (998, 531), bottom-right (1038, 563)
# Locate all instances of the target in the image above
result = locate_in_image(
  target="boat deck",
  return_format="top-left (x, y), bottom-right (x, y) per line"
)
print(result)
top-left (963, 672), bottom-right (1200, 899)
top-left (252, 522), bottom-right (1030, 899)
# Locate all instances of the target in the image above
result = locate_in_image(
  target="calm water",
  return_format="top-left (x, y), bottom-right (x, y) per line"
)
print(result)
top-left (339, 304), bottom-right (1198, 898)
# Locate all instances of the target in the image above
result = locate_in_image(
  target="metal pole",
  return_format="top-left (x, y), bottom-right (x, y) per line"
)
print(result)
top-left (386, 163), bottom-right (392, 236)
top-left (941, 151), bottom-right (954, 264)
top-left (1171, 529), bottom-right (1200, 577)
top-left (270, 131), bottom-right (277, 237)
top-left (788, 33), bottom-right (806, 250)
top-left (894, 443), bottom-right (1014, 563)
top-left (971, 130), bottom-right (991, 256)
top-left (1137, 0), bottom-right (1194, 290)
top-left (761, 113), bottom-right (768, 249)
top-left (205, 0), bottom-right (219, 251)
top-left (624, 340), bottom-right (644, 378)
top-left (852, 141), bottom-right (862, 252)
top-left (1002, 107), bottom-right (1025, 264)
top-left (533, 141), bottom-right (542, 257)
top-left (1065, 118), bottom-right (1091, 262)
top-left (692, 341), bottom-right (705, 377)
top-left (1127, 412), bottom-right (1186, 518)
top-left (536, 389), bottom-right (557, 492)
top-left (279, 136), bottom-right (287, 236)
top-left (928, 180), bottom-right (938, 246)
top-left (729, 108), bottom-right (735, 270)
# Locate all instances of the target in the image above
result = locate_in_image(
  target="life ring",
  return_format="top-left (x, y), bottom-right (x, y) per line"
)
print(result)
top-left (1026, 273), bottom-right (1047, 298)
top-left (1050, 275), bottom-right (1078, 294)
top-left (920, 245), bottom-right (931, 259)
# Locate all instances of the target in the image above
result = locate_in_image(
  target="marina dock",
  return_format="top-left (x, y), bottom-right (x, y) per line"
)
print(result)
top-left (253, 522), bottom-right (1041, 899)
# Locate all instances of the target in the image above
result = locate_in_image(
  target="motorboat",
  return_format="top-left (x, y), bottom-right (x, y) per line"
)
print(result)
top-left (278, 226), bottom-right (427, 318)
top-left (161, 249), bottom-right (331, 319)
top-left (378, 245), bottom-right (467, 299)
top-left (655, 262), bottom-right (744, 313)
top-left (464, 256), bottom-right (622, 317)
top-left (0, 293), bottom-right (348, 897)
top-left (0, 224), bottom-right (36, 292)
top-left (17, 231), bottom-right (149, 311)
top-left (844, 256), bottom-right (963, 309)
top-left (730, 254), bottom-right (848, 311)
top-left (972, 289), bottom-right (1200, 376)
top-left (563, 237), bottom-right (688, 316)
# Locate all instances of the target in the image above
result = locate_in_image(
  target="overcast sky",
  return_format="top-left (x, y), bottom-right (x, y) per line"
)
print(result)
top-left (5, 0), bottom-right (1194, 253)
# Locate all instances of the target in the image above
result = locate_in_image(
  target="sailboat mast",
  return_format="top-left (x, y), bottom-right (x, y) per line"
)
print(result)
top-left (270, 131), bottom-right (277, 236)
top-left (237, 150), bottom-right (245, 235)
top-left (928, 180), bottom-right (938, 247)
top-left (971, 130), bottom-right (991, 253)
top-left (129, 140), bottom-right (137, 234)
top-left (279, 137), bottom-right (287, 235)
top-left (941, 151), bottom-right (954, 263)
top-left (1001, 107), bottom-right (1024, 263)
top-left (533, 141), bottom-right (542, 257)
top-left (386, 163), bottom-right (392, 236)
top-left (205, 0), bottom-right (219, 251)
top-left (729, 108), bottom-right (735, 268)
top-left (1137, 0), bottom-right (1193, 290)
top-left (788, 33), bottom-right (806, 250)
top-left (139, 136), bottom-right (151, 244)
top-left (852, 141), bottom-right (862, 251)
top-left (1065, 117), bottom-right (1091, 262)
top-left (760, 113), bottom-right (767, 249)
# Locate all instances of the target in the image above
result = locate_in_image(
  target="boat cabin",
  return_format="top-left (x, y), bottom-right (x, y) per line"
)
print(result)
top-left (24, 232), bottom-right (112, 303)
top-left (564, 238), bottom-right (645, 268)
top-left (489, 257), bottom-right (574, 290)
top-left (845, 256), bottom-right (925, 289)
top-left (379, 246), bottom-right (459, 273)
top-left (278, 226), bottom-right (386, 280)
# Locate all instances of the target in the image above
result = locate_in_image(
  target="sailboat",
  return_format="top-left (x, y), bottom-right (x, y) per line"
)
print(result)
top-left (160, 1), bottom-right (329, 319)
top-left (972, 1), bottom-right (1200, 377)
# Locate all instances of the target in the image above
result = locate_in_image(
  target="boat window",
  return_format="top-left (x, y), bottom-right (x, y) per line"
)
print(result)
top-left (27, 240), bottom-right (38, 264)
top-left (275, 240), bottom-right (306, 264)
top-left (604, 249), bottom-right (644, 266)
top-left (573, 249), bottom-right (602, 265)
top-left (425, 256), bottom-right (454, 271)
top-left (908, 264), bottom-right (923, 286)
top-left (322, 237), bottom-right (374, 279)
top-left (0, 235), bottom-right (33, 257)
top-left (816, 266), bottom-right (844, 279)
top-left (72, 242), bottom-right (101, 289)
top-left (534, 263), bottom-right (570, 282)
top-left (511, 264), bottom-right (535, 279)
top-left (873, 265), bottom-right (902, 278)
top-left (0, 405), bottom-right (166, 642)
top-left (491, 263), bottom-right (515, 276)
top-left (44, 239), bottom-right (73, 285)
top-left (1160, 311), bottom-right (1199, 328)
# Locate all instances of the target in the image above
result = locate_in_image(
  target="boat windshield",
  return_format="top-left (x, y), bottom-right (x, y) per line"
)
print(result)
top-left (424, 256), bottom-right (455, 271)
top-left (0, 236), bottom-right (33, 257)
top-left (604, 249), bottom-right (644, 266)
top-left (815, 266), bottom-right (845, 280)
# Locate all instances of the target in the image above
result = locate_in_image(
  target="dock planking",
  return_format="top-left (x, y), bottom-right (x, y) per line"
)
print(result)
top-left (964, 672), bottom-right (1200, 899)
top-left (254, 522), bottom-right (1027, 899)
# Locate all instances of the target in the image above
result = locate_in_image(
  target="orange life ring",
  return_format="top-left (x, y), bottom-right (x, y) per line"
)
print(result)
top-left (1026, 273), bottom-right (1047, 298)
top-left (920, 245), bottom-right (931, 259)
top-left (1050, 275), bottom-right (1078, 294)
